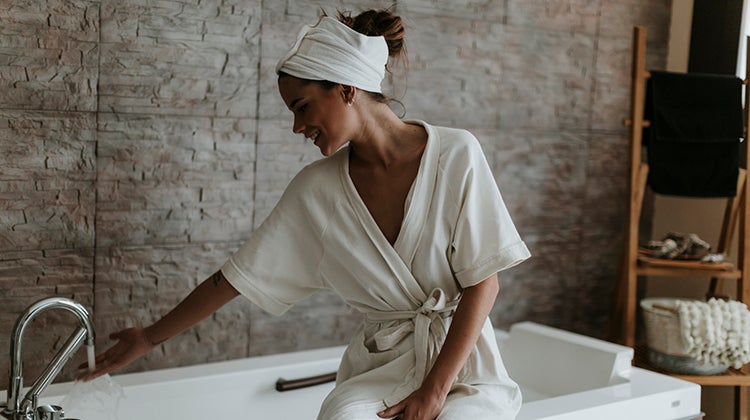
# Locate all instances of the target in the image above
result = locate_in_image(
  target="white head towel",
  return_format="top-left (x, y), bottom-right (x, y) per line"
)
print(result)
top-left (275, 16), bottom-right (389, 93)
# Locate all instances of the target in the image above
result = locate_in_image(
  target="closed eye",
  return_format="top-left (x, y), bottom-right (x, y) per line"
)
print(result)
top-left (287, 98), bottom-right (306, 114)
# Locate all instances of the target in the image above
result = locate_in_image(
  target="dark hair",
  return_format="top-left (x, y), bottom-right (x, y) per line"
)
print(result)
top-left (336, 9), bottom-right (406, 65)
top-left (336, 8), bottom-right (407, 104)
top-left (279, 8), bottom-right (407, 106)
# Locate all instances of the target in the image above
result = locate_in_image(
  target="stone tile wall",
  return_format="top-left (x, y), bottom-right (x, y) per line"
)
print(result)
top-left (0, 0), bottom-right (671, 384)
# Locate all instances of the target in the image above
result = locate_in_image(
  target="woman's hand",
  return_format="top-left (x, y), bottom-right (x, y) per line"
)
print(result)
top-left (377, 275), bottom-right (500, 420)
top-left (77, 271), bottom-right (239, 381)
top-left (78, 327), bottom-right (154, 381)
top-left (377, 385), bottom-right (447, 420)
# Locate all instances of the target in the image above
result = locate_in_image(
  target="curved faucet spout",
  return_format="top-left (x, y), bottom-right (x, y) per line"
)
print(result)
top-left (2, 297), bottom-right (95, 420)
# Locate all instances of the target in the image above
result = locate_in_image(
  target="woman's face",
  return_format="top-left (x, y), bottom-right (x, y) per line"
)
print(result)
top-left (278, 75), bottom-right (354, 156)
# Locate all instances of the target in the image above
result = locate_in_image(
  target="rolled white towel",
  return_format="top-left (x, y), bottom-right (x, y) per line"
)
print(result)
top-left (676, 298), bottom-right (750, 369)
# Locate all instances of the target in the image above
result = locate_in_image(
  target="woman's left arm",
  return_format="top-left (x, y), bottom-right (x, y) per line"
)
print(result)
top-left (377, 273), bottom-right (500, 420)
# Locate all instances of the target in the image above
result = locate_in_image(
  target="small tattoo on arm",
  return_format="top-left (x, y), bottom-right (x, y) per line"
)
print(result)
top-left (210, 271), bottom-right (224, 287)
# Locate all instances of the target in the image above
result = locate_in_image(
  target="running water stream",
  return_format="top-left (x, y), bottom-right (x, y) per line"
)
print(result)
top-left (86, 344), bottom-right (95, 372)
top-left (58, 345), bottom-right (124, 420)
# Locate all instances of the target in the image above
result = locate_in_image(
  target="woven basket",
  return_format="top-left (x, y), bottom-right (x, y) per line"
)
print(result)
top-left (640, 297), bottom-right (728, 375)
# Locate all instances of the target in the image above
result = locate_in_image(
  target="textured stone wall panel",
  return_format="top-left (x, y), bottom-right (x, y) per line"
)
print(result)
top-left (491, 229), bottom-right (583, 330)
top-left (0, 0), bottom-right (99, 111)
top-left (473, 128), bottom-right (588, 234)
top-left (0, 110), bottom-right (96, 253)
top-left (600, 0), bottom-right (671, 44)
top-left (399, 16), bottom-right (474, 126)
top-left (99, 0), bottom-right (260, 117)
top-left (0, 110), bottom-right (96, 181)
top-left (592, 35), bottom-right (668, 131)
top-left (397, 0), bottom-right (506, 20)
top-left (591, 36), bottom-right (633, 131)
top-left (492, 27), bottom-right (594, 129)
top-left (282, 0), bottom-right (399, 18)
top-left (96, 113), bottom-right (255, 247)
top-left (573, 131), bottom-right (631, 335)
top-left (402, 14), bottom-right (594, 130)
top-left (505, 0), bottom-right (599, 33)
top-left (582, 132), bottom-right (630, 227)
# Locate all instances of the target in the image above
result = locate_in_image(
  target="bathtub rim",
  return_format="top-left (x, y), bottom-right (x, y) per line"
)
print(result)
top-left (5, 345), bottom-right (347, 402)
top-left (0, 323), bottom-right (702, 420)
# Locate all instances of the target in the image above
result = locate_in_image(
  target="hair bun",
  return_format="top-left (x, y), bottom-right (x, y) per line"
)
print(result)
top-left (337, 9), bottom-right (405, 59)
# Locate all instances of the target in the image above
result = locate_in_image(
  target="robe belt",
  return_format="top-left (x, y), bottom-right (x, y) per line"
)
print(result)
top-left (365, 288), bottom-right (459, 384)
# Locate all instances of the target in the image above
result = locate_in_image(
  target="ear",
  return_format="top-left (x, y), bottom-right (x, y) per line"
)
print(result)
top-left (341, 85), bottom-right (357, 105)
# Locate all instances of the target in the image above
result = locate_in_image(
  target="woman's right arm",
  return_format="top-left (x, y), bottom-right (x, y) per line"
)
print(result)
top-left (80, 270), bottom-right (239, 380)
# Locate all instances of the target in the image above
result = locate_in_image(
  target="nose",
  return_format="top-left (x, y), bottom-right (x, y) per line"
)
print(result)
top-left (292, 116), bottom-right (305, 134)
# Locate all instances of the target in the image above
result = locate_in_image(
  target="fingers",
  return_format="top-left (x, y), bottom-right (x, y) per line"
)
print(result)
top-left (76, 330), bottom-right (135, 381)
top-left (378, 401), bottom-right (404, 418)
top-left (76, 360), bottom-right (111, 381)
top-left (377, 390), bottom-right (443, 420)
top-left (77, 347), bottom-right (130, 381)
top-left (76, 345), bottom-right (116, 372)
top-left (76, 353), bottom-right (114, 381)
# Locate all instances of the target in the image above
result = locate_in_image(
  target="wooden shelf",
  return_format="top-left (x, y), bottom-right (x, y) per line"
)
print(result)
top-left (636, 255), bottom-right (741, 279)
top-left (635, 346), bottom-right (750, 387)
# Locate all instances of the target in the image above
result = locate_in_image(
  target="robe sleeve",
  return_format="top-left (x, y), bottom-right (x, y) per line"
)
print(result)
top-left (221, 171), bottom-right (327, 316)
top-left (449, 133), bottom-right (531, 288)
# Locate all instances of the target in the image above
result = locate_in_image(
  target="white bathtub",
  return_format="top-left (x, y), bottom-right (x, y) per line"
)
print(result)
top-left (6, 322), bottom-right (701, 419)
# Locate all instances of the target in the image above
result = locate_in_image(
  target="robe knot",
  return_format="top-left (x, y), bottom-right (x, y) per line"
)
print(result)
top-left (366, 288), bottom-right (459, 397)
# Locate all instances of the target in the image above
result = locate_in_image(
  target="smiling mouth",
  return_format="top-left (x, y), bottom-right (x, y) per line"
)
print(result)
top-left (306, 131), bottom-right (320, 144)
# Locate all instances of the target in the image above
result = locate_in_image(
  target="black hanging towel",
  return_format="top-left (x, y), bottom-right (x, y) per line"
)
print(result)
top-left (644, 70), bottom-right (743, 197)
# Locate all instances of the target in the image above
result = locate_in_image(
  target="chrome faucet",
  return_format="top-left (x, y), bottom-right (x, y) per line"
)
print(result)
top-left (1, 297), bottom-right (94, 420)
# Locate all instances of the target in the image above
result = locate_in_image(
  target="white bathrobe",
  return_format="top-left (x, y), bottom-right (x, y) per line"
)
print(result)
top-left (221, 121), bottom-right (530, 420)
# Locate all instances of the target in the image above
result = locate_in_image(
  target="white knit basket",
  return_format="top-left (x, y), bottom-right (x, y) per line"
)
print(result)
top-left (640, 297), bottom-right (728, 375)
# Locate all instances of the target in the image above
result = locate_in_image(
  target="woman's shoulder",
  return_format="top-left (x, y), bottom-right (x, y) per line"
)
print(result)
top-left (285, 148), bottom-right (346, 197)
top-left (422, 122), bottom-right (486, 163)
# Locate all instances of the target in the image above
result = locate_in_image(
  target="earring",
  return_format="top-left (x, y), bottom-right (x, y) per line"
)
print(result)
top-left (347, 99), bottom-right (354, 107)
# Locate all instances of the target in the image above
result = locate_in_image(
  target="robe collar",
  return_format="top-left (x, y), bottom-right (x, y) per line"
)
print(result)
top-left (340, 120), bottom-right (440, 306)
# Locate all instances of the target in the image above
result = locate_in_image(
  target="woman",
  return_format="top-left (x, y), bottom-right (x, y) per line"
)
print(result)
top-left (84, 9), bottom-right (530, 420)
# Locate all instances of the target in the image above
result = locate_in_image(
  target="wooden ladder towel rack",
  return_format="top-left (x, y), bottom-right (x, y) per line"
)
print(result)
top-left (611, 26), bottom-right (750, 420)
